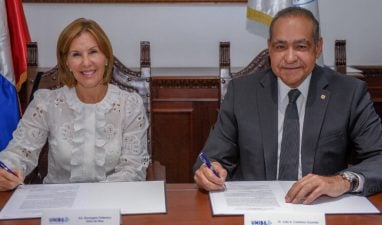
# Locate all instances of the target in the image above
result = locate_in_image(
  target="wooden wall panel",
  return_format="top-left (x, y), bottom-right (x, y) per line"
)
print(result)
top-left (151, 76), bottom-right (220, 183)
top-left (152, 102), bottom-right (194, 183)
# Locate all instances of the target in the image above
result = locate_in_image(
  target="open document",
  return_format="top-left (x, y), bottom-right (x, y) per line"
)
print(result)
top-left (209, 181), bottom-right (380, 215)
top-left (0, 180), bottom-right (166, 220)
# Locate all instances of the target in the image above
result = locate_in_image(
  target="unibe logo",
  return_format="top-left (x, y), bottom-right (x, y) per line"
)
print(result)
top-left (48, 217), bottom-right (69, 224)
top-left (251, 220), bottom-right (272, 225)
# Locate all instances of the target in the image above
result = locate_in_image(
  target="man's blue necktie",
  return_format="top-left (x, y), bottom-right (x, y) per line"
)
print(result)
top-left (279, 89), bottom-right (301, 180)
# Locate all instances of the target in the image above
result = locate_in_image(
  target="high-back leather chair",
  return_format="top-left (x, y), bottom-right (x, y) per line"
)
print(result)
top-left (24, 41), bottom-right (165, 183)
top-left (219, 42), bottom-right (270, 101)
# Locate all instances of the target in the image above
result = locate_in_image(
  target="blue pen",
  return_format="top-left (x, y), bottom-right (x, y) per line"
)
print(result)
top-left (199, 152), bottom-right (220, 178)
top-left (0, 161), bottom-right (17, 177)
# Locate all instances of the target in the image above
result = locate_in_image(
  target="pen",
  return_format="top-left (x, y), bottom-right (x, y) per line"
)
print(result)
top-left (0, 161), bottom-right (17, 177)
top-left (198, 152), bottom-right (220, 178)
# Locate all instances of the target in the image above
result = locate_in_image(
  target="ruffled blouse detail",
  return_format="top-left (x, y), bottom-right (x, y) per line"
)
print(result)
top-left (63, 85), bottom-right (121, 182)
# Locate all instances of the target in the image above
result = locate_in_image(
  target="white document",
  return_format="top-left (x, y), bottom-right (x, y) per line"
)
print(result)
top-left (0, 180), bottom-right (166, 220)
top-left (209, 181), bottom-right (380, 215)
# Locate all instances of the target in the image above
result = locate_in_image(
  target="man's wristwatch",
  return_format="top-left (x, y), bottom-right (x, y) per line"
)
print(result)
top-left (339, 172), bottom-right (359, 193)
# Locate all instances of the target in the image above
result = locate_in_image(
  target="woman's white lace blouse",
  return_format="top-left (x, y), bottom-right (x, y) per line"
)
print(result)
top-left (0, 84), bottom-right (150, 183)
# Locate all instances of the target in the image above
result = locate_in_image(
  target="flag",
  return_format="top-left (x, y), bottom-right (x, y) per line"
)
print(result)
top-left (5, 0), bottom-right (31, 91)
top-left (246, 0), bottom-right (322, 64)
top-left (246, 0), bottom-right (320, 38)
top-left (0, 0), bottom-right (31, 151)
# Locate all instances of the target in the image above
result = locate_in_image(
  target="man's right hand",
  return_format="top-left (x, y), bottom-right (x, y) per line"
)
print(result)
top-left (194, 162), bottom-right (227, 191)
top-left (0, 169), bottom-right (23, 191)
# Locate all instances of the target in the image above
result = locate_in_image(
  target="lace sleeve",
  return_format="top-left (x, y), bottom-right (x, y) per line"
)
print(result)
top-left (106, 92), bottom-right (150, 182)
top-left (0, 90), bottom-right (50, 177)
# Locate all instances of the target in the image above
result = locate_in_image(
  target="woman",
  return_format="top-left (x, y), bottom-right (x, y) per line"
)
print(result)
top-left (0, 18), bottom-right (150, 190)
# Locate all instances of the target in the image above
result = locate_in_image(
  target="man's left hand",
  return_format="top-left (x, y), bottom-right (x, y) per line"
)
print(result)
top-left (285, 173), bottom-right (350, 204)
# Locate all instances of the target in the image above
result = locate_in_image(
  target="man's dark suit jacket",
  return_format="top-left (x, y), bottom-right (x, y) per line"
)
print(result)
top-left (194, 65), bottom-right (382, 196)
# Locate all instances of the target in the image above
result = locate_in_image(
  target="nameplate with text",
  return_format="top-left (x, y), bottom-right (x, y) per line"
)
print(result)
top-left (245, 211), bottom-right (325, 225)
top-left (41, 208), bottom-right (120, 225)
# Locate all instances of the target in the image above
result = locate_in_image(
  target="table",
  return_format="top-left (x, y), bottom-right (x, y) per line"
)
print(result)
top-left (0, 184), bottom-right (381, 225)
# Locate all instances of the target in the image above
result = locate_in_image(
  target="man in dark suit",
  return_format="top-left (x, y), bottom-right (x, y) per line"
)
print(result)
top-left (193, 6), bottom-right (382, 204)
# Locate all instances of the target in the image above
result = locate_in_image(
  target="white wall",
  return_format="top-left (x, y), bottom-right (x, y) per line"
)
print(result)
top-left (23, 0), bottom-right (382, 68)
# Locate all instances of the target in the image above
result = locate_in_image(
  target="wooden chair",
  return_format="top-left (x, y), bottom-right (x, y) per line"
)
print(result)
top-left (219, 42), bottom-right (270, 101)
top-left (335, 39), bottom-right (347, 74)
top-left (24, 41), bottom-right (165, 183)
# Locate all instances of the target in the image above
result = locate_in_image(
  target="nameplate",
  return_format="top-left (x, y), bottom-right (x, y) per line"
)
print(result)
top-left (245, 211), bottom-right (325, 225)
top-left (41, 208), bottom-right (120, 225)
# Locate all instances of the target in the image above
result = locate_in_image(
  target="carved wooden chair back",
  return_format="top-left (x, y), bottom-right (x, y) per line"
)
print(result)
top-left (219, 42), bottom-right (270, 101)
top-left (335, 39), bottom-right (347, 74)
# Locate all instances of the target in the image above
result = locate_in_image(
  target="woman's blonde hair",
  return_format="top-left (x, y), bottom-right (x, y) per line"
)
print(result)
top-left (56, 18), bottom-right (114, 87)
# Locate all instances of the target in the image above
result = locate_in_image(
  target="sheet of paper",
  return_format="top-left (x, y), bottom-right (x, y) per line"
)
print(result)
top-left (209, 181), bottom-right (380, 215)
top-left (0, 180), bottom-right (166, 220)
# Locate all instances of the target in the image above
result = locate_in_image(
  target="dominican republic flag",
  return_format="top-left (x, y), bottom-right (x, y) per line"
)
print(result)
top-left (0, 0), bottom-right (31, 151)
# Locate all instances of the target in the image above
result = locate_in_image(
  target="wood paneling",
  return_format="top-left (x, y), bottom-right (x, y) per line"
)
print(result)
top-left (151, 76), bottom-right (220, 183)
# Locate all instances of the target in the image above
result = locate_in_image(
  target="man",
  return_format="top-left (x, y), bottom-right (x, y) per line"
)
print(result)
top-left (193, 7), bottom-right (382, 204)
